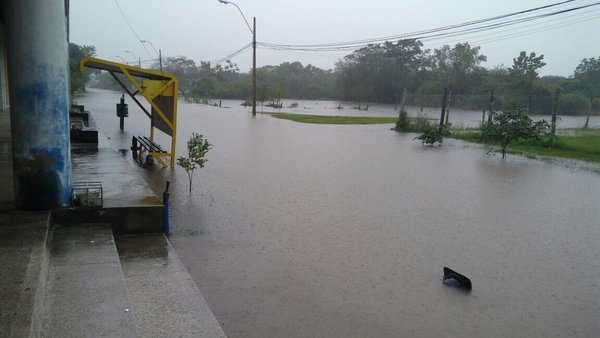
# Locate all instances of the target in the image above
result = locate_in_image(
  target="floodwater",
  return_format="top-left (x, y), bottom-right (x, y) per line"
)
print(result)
top-left (79, 89), bottom-right (600, 338)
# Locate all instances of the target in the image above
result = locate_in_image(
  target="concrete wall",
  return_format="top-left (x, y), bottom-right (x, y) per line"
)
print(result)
top-left (4, 0), bottom-right (72, 209)
top-left (0, 14), bottom-right (8, 110)
top-left (52, 206), bottom-right (165, 236)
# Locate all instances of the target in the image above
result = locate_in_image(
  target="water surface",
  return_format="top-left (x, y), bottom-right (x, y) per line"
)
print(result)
top-left (79, 89), bottom-right (600, 337)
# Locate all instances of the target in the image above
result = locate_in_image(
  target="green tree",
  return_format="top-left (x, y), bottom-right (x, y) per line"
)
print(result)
top-left (429, 43), bottom-right (487, 96)
top-left (257, 84), bottom-right (269, 109)
top-left (177, 133), bottom-right (211, 193)
top-left (573, 56), bottom-right (600, 99)
top-left (509, 51), bottom-right (546, 113)
top-left (481, 104), bottom-right (549, 159)
top-left (559, 92), bottom-right (591, 115)
top-left (162, 56), bottom-right (198, 97)
top-left (273, 87), bottom-right (282, 108)
top-left (69, 43), bottom-right (97, 96)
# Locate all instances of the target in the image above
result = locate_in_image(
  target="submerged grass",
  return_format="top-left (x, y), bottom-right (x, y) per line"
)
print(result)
top-left (451, 128), bottom-right (600, 163)
top-left (268, 112), bottom-right (398, 125)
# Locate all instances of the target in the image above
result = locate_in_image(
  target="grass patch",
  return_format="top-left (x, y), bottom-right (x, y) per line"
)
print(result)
top-left (451, 128), bottom-right (600, 163)
top-left (268, 112), bottom-right (397, 125)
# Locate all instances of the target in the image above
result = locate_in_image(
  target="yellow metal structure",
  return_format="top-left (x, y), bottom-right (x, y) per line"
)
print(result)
top-left (79, 57), bottom-right (178, 168)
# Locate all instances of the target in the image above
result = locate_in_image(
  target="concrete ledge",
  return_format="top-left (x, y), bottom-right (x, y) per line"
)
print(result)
top-left (52, 206), bottom-right (164, 235)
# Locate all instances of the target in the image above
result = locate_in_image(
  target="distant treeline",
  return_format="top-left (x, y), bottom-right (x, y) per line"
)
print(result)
top-left (76, 40), bottom-right (600, 115)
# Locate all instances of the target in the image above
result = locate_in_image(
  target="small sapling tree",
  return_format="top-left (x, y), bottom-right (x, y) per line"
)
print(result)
top-left (481, 104), bottom-right (548, 159)
top-left (177, 133), bottom-right (211, 193)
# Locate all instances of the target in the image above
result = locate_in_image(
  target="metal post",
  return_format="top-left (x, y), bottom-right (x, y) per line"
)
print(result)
top-left (252, 17), bottom-right (257, 116)
top-left (163, 181), bottom-right (170, 236)
top-left (119, 94), bottom-right (125, 131)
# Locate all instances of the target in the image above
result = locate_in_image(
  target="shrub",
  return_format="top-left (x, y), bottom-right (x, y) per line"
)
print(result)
top-left (395, 110), bottom-right (410, 131)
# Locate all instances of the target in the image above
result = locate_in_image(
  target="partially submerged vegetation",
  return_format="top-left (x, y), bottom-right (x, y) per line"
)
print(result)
top-left (452, 127), bottom-right (600, 163)
top-left (268, 113), bottom-right (397, 125)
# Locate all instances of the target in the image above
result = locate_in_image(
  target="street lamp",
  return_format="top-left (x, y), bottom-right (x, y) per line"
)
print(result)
top-left (124, 50), bottom-right (140, 67)
top-left (116, 56), bottom-right (128, 65)
top-left (141, 40), bottom-right (162, 72)
top-left (218, 0), bottom-right (256, 116)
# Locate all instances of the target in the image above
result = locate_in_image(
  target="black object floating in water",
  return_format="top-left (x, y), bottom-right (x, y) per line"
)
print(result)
top-left (443, 267), bottom-right (472, 291)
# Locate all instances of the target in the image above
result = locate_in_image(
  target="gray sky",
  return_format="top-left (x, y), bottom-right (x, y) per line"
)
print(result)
top-left (70, 0), bottom-right (600, 76)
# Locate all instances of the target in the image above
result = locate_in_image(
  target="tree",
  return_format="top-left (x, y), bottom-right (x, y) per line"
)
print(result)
top-left (257, 84), bottom-right (269, 109)
top-left (162, 56), bottom-right (198, 97)
top-left (573, 56), bottom-right (600, 99)
top-left (558, 92), bottom-right (591, 115)
top-left (177, 133), bottom-right (211, 193)
top-left (509, 51), bottom-right (546, 113)
top-left (69, 43), bottom-right (97, 96)
top-left (429, 42), bottom-right (487, 95)
top-left (273, 87), bottom-right (282, 108)
top-left (481, 104), bottom-right (549, 159)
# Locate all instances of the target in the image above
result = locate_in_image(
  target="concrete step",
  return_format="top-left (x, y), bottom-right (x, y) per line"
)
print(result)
top-left (115, 234), bottom-right (227, 338)
top-left (41, 223), bottom-right (138, 337)
top-left (0, 211), bottom-right (50, 337)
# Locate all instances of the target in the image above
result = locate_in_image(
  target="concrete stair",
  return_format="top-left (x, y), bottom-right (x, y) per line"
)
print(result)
top-left (41, 223), bottom-right (138, 337)
top-left (0, 211), bottom-right (50, 337)
top-left (116, 234), bottom-right (227, 337)
top-left (1, 215), bottom-right (226, 337)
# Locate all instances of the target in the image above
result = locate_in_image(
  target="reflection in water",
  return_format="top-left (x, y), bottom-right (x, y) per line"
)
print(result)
top-left (80, 89), bottom-right (600, 338)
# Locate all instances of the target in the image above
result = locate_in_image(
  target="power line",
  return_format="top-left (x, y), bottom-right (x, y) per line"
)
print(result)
top-left (258, 0), bottom-right (599, 52)
top-left (113, 0), bottom-right (152, 59)
top-left (211, 43), bottom-right (253, 64)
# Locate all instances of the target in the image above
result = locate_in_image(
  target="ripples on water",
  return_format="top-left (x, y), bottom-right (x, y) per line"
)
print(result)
top-left (80, 89), bottom-right (600, 338)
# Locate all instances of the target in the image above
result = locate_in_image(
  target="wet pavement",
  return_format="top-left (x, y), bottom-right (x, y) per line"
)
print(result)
top-left (71, 148), bottom-right (161, 208)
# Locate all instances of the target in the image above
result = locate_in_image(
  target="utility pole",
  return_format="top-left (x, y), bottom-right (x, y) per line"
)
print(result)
top-left (252, 17), bottom-right (257, 116)
top-left (551, 88), bottom-right (560, 136)
top-left (440, 88), bottom-right (448, 127)
top-left (159, 48), bottom-right (163, 72)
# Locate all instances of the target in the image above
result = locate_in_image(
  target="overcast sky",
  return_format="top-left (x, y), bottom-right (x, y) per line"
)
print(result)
top-left (69, 0), bottom-right (600, 76)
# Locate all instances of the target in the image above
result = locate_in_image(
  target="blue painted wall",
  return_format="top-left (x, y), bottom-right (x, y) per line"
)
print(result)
top-left (5, 0), bottom-right (72, 209)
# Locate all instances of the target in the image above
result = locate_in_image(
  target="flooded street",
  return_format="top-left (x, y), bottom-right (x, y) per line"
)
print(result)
top-left (79, 89), bottom-right (600, 337)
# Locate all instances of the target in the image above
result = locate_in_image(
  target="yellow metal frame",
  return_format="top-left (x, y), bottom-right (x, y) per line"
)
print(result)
top-left (79, 56), bottom-right (178, 168)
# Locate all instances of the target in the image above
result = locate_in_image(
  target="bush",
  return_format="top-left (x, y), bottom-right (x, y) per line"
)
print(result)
top-left (395, 110), bottom-right (410, 131)
top-left (415, 124), bottom-right (443, 145)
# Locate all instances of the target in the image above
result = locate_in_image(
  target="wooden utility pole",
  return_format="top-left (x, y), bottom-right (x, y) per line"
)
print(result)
top-left (551, 88), bottom-right (560, 136)
top-left (252, 17), bottom-right (257, 116)
top-left (398, 88), bottom-right (407, 117)
top-left (445, 89), bottom-right (451, 125)
top-left (440, 88), bottom-right (448, 127)
top-left (584, 97), bottom-right (592, 128)
top-left (488, 89), bottom-right (495, 124)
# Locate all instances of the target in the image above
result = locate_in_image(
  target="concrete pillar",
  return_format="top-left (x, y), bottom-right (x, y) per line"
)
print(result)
top-left (5, 0), bottom-right (71, 209)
